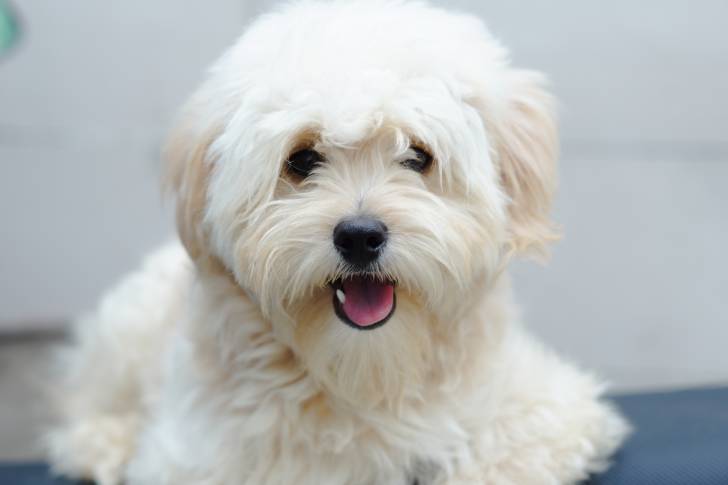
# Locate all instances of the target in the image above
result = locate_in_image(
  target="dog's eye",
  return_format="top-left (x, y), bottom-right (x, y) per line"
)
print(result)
top-left (286, 149), bottom-right (324, 179)
top-left (401, 146), bottom-right (433, 173)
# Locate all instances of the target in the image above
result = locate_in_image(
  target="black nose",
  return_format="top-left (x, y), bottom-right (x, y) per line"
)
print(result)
top-left (333, 216), bottom-right (388, 267)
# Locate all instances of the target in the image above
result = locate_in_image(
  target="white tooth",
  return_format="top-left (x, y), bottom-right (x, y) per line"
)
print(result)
top-left (336, 289), bottom-right (346, 304)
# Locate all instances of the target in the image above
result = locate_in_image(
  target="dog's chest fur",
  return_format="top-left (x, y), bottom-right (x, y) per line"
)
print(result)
top-left (138, 267), bottom-right (503, 484)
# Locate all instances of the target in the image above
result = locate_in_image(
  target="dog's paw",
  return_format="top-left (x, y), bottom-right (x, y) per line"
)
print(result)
top-left (46, 413), bottom-right (138, 485)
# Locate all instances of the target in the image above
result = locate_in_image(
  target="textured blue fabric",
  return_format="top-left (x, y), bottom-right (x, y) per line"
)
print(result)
top-left (588, 386), bottom-right (728, 484)
top-left (2, 387), bottom-right (727, 484)
top-left (0, 463), bottom-right (83, 484)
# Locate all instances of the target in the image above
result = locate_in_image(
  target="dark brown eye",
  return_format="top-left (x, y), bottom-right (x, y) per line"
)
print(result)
top-left (401, 146), bottom-right (433, 173)
top-left (286, 148), bottom-right (324, 179)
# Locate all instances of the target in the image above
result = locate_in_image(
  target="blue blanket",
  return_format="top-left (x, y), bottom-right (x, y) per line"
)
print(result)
top-left (588, 386), bottom-right (728, 485)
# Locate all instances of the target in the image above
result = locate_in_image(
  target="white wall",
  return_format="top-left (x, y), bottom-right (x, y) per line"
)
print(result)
top-left (1, 0), bottom-right (726, 391)
top-left (0, 1), bottom-right (251, 327)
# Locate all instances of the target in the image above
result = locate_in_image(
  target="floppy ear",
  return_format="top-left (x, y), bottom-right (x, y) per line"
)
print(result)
top-left (487, 69), bottom-right (560, 257)
top-left (162, 97), bottom-right (221, 262)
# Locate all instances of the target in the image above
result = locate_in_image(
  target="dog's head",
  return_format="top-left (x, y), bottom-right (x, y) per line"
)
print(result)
top-left (165, 1), bottom-right (557, 404)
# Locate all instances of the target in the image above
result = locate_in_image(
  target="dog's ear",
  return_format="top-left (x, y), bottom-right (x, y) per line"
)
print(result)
top-left (162, 97), bottom-right (221, 262)
top-left (483, 69), bottom-right (560, 258)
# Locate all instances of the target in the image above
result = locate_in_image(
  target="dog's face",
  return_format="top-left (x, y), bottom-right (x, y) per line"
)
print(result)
top-left (166, 2), bottom-right (558, 403)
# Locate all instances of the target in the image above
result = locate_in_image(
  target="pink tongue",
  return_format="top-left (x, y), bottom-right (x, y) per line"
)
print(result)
top-left (341, 278), bottom-right (394, 327)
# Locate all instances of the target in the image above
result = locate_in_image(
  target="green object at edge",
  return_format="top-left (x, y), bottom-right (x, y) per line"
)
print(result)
top-left (0, 0), bottom-right (19, 53)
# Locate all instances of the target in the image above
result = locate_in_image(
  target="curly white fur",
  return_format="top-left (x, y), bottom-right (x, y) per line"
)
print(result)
top-left (45, 2), bottom-right (628, 484)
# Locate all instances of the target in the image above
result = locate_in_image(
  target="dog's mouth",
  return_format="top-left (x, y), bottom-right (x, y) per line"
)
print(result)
top-left (329, 276), bottom-right (396, 330)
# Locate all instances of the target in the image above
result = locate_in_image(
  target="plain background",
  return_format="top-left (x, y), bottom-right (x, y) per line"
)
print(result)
top-left (1, 0), bottom-right (726, 392)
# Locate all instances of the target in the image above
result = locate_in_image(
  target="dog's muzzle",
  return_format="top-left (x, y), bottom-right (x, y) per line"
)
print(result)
top-left (330, 216), bottom-right (395, 330)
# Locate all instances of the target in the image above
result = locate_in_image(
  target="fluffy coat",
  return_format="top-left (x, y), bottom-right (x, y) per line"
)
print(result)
top-left (46, 2), bottom-right (628, 484)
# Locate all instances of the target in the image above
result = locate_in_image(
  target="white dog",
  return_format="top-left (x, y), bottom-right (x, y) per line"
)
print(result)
top-left (46, 2), bottom-right (628, 484)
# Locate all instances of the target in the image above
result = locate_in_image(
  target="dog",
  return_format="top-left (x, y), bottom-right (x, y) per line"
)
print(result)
top-left (45, 1), bottom-right (628, 484)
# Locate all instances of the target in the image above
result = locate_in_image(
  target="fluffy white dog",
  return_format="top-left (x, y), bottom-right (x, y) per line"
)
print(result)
top-left (46, 2), bottom-right (628, 484)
